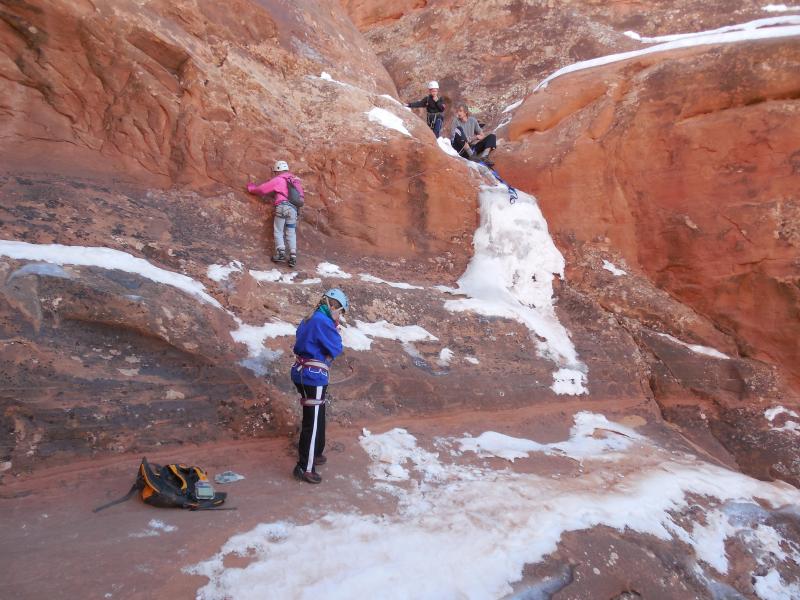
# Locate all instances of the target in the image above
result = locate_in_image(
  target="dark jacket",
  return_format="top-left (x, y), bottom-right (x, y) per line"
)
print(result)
top-left (407, 94), bottom-right (445, 114)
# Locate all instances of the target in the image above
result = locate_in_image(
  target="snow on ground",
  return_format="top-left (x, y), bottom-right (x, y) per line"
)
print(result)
top-left (366, 107), bottom-right (411, 137)
top-left (464, 356), bottom-right (480, 365)
top-left (602, 259), bottom-right (626, 276)
top-left (765, 406), bottom-right (800, 434)
top-left (539, 17), bottom-right (800, 90)
top-left (189, 412), bottom-right (800, 600)
top-left (207, 261), bottom-right (243, 282)
top-left (0, 240), bottom-right (223, 309)
top-left (754, 569), bottom-right (800, 600)
top-left (443, 185), bottom-right (588, 395)
top-left (437, 347), bottom-right (454, 366)
top-left (359, 273), bottom-right (423, 290)
top-left (763, 3), bottom-right (800, 11)
top-left (250, 269), bottom-right (297, 284)
top-left (656, 332), bottom-right (730, 359)
top-left (359, 427), bottom-right (448, 482)
top-left (458, 412), bottom-right (640, 463)
top-left (316, 262), bottom-right (352, 279)
top-left (129, 519), bottom-right (177, 538)
top-left (341, 319), bottom-right (438, 352)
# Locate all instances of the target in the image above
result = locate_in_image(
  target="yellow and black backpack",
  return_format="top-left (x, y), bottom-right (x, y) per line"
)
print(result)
top-left (93, 457), bottom-right (228, 512)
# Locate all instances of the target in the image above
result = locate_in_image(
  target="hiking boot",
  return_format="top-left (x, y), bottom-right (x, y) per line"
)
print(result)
top-left (271, 249), bottom-right (286, 263)
top-left (482, 157), bottom-right (495, 167)
top-left (293, 464), bottom-right (321, 484)
top-left (314, 454), bottom-right (327, 465)
top-left (288, 254), bottom-right (297, 268)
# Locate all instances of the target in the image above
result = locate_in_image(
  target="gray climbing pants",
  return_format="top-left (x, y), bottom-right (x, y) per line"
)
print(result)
top-left (273, 202), bottom-right (298, 255)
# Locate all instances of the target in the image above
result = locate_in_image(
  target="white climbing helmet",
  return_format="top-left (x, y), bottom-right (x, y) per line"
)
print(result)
top-left (428, 81), bottom-right (439, 90)
top-left (273, 160), bottom-right (289, 172)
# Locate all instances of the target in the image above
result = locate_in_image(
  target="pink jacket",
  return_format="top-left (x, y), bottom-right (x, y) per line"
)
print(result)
top-left (246, 172), bottom-right (305, 207)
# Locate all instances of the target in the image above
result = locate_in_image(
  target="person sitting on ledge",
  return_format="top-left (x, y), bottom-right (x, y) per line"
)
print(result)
top-left (450, 103), bottom-right (496, 166)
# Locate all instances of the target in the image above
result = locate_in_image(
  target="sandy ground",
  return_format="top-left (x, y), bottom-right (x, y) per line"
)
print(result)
top-left (0, 400), bottom-right (671, 600)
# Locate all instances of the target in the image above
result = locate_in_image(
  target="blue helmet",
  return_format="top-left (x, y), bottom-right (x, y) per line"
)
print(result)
top-left (323, 288), bottom-right (349, 312)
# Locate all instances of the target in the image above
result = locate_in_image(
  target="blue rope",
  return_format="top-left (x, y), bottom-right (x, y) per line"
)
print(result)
top-left (489, 168), bottom-right (518, 204)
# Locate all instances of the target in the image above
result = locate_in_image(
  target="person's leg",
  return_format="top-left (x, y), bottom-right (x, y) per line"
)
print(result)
top-left (472, 133), bottom-right (496, 156)
top-left (433, 115), bottom-right (443, 138)
top-left (314, 390), bottom-right (327, 461)
top-left (272, 207), bottom-right (286, 261)
top-left (294, 382), bottom-right (323, 482)
top-left (452, 128), bottom-right (471, 158)
top-left (285, 206), bottom-right (298, 265)
top-left (295, 383), bottom-right (313, 470)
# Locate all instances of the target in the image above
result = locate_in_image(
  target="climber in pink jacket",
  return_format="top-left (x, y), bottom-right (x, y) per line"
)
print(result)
top-left (247, 160), bottom-right (305, 268)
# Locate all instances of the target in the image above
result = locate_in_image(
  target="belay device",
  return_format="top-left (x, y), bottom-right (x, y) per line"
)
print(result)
top-left (93, 457), bottom-right (230, 512)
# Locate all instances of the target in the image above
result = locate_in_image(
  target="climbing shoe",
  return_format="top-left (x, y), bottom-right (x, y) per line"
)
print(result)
top-left (271, 249), bottom-right (286, 263)
top-left (314, 454), bottom-right (327, 465)
top-left (293, 464), bottom-right (322, 484)
top-left (288, 254), bottom-right (297, 268)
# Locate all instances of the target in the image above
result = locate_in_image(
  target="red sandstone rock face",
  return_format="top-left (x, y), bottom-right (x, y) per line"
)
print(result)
top-left (499, 38), bottom-right (800, 390)
top-left (341, 0), bottom-right (771, 126)
top-left (0, 0), bottom-right (479, 472)
top-left (1, 0), bottom-right (799, 505)
top-left (340, 0), bottom-right (429, 29)
top-left (0, 0), bottom-right (477, 264)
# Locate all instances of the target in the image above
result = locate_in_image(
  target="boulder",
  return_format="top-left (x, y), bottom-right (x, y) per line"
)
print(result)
top-left (499, 38), bottom-right (800, 389)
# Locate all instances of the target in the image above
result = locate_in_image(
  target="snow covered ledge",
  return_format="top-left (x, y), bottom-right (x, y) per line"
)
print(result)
top-left (444, 183), bottom-right (588, 395)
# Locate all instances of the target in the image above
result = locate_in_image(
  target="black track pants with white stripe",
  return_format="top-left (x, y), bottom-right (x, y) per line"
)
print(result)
top-left (295, 383), bottom-right (327, 472)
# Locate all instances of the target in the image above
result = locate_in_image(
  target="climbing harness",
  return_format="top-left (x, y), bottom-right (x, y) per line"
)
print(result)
top-left (426, 111), bottom-right (444, 130)
top-left (294, 355), bottom-right (330, 374)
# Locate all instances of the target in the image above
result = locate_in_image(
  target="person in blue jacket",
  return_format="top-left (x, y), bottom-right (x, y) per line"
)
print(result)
top-left (291, 288), bottom-right (349, 484)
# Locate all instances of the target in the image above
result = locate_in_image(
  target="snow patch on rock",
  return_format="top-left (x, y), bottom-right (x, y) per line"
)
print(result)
top-left (539, 18), bottom-right (800, 90)
top-left (0, 240), bottom-right (223, 308)
top-left (602, 260), bottom-right (626, 276)
top-left (366, 107), bottom-right (411, 137)
top-left (656, 332), bottom-right (730, 359)
top-left (342, 320), bottom-right (438, 352)
top-left (207, 261), bottom-right (243, 282)
top-left (316, 262), bottom-right (352, 279)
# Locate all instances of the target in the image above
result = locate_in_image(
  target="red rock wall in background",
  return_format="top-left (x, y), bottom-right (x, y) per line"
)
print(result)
top-left (339, 0), bottom-right (771, 127)
top-left (2, 0), bottom-right (799, 488)
top-left (499, 38), bottom-right (800, 387)
top-left (0, 0), bottom-right (479, 472)
top-left (0, 0), bottom-right (477, 265)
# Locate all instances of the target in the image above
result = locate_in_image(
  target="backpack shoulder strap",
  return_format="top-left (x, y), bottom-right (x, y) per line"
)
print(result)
top-left (92, 460), bottom-right (147, 513)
